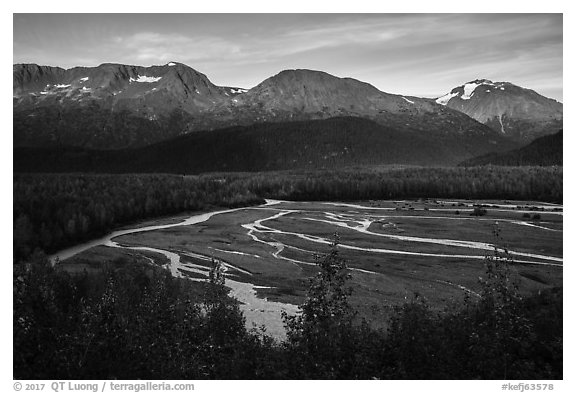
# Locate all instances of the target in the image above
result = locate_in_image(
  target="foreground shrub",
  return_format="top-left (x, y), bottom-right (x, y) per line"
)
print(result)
top-left (281, 235), bottom-right (376, 378)
top-left (471, 206), bottom-right (488, 216)
top-left (13, 256), bottom-right (260, 379)
top-left (278, 234), bottom-right (562, 379)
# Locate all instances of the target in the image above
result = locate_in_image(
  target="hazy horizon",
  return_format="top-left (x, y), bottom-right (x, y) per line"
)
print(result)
top-left (13, 14), bottom-right (563, 101)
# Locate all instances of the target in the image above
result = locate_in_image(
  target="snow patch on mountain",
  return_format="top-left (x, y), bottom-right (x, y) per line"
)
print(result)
top-left (461, 82), bottom-right (481, 100)
top-left (231, 88), bottom-right (248, 94)
top-left (402, 97), bottom-right (414, 104)
top-left (79, 77), bottom-right (89, 82)
top-left (436, 91), bottom-right (459, 105)
top-left (55, 84), bottom-right (71, 88)
top-left (167, 62), bottom-right (177, 66)
top-left (498, 114), bottom-right (505, 133)
top-left (130, 75), bottom-right (162, 83)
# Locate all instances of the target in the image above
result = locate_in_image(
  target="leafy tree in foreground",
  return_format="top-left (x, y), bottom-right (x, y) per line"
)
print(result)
top-left (282, 234), bottom-right (373, 378)
top-left (466, 226), bottom-right (535, 379)
top-left (203, 258), bottom-right (246, 342)
top-left (383, 225), bottom-right (561, 379)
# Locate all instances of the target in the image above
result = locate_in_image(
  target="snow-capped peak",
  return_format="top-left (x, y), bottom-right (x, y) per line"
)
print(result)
top-left (437, 79), bottom-right (508, 105)
top-left (167, 62), bottom-right (177, 67)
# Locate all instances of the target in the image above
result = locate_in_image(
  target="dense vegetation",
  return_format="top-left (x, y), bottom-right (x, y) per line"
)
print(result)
top-left (14, 105), bottom-right (195, 149)
top-left (13, 174), bottom-right (264, 261)
top-left (461, 130), bottom-right (562, 167)
top-left (14, 117), bottom-right (519, 172)
top-left (13, 166), bottom-right (562, 262)
top-left (14, 240), bottom-right (562, 379)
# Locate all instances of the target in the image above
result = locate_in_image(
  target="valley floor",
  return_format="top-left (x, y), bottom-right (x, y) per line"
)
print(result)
top-left (58, 198), bottom-right (563, 339)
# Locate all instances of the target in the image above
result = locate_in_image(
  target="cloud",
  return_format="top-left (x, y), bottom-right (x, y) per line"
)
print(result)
top-left (280, 18), bottom-right (409, 45)
top-left (113, 32), bottom-right (242, 64)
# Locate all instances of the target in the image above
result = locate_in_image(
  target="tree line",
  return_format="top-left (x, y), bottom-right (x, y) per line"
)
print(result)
top-left (244, 165), bottom-right (562, 202)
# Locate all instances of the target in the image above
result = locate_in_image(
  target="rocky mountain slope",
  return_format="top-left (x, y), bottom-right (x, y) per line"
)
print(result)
top-left (436, 79), bottom-right (562, 142)
top-left (218, 69), bottom-right (496, 136)
top-left (13, 62), bottom-right (247, 148)
top-left (13, 62), bottom-right (244, 111)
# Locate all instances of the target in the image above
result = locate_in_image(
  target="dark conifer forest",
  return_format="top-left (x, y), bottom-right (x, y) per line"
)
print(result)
top-left (461, 130), bottom-right (563, 167)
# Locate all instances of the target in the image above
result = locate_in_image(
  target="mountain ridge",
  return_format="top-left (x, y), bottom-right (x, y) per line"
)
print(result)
top-left (14, 62), bottom-right (505, 150)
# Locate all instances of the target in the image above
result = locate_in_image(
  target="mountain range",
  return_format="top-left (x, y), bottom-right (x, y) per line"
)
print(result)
top-left (13, 62), bottom-right (563, 170)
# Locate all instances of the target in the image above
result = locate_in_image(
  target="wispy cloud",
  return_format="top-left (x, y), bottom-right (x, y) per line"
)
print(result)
top-left (112, 32), bottom-right (242, 63)
top-left (109, 18), bottom-right (409, 66)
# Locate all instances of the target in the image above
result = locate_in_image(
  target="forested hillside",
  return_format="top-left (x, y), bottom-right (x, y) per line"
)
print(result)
top-left (461, 130), bottom-right (563, 167)
top-left (14, 117), bottom-right (518, 172)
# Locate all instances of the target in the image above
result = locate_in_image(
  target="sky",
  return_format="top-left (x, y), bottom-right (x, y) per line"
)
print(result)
top-left (13, 13), bottom-right (563, 101)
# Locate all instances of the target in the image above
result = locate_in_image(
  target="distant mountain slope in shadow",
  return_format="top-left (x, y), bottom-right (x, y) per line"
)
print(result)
top-left (14, 117), bottom-right (519, 174)
top-left (460, 130), bottom-right (562, 167)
